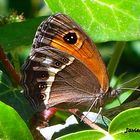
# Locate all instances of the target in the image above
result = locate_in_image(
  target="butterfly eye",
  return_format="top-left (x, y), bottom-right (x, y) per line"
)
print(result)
top-left (63, 32), bottom-right (77, 44)
top-left (62, 58), bottom-right (69, 63)
top-left (38, 83), bottom-right (47, 89)
top-left (41, 73), bottom-right (48, 79)
top-left (55, 61), bottom-right (62, 67)
top-left (41, 74), bottom-right (46, 78)
top-left (39, 93), bottom-right (46, 100)
top-left (35, 71), bottom-right (49, 79)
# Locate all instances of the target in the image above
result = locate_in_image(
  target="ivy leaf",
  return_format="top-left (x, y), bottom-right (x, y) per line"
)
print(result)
top-left (109, 107), bottom-right (140, 139)
top-left (0, 101), bottom-right (33, 140)
top-left (57, 130), bottom-right (106, 140)
top-left (45, 0), bottom-right (140, 42)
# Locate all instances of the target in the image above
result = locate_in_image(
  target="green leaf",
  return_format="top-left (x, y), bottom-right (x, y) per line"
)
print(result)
top-left (0, 101), bottom-right (33, 140)
top-left (45, 0), bottom-right (140, 42)
top-left (57, 130), bottom-right (106, 140)
top-left (105, 91), bottom-right (132, 109)
top-left (0, 70), bottom-right (34, 122)
top-left (108, 107), bottom-right (140, 140)
top-left (0, 16), bottom-right (46, 50)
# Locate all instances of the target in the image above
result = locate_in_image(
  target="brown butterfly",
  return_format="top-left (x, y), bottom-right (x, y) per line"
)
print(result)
top-left (21, 13), bottom-right (119, 124)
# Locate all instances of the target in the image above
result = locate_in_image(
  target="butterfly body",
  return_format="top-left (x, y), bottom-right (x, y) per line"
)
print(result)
top-left (21, 13), bottom-right (118, 113)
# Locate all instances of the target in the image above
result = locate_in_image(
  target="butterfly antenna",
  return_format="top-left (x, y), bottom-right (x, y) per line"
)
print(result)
top-left (118, 87), bottom-right (140, 92)
top-left (118, 75), bottom-right (140, 88)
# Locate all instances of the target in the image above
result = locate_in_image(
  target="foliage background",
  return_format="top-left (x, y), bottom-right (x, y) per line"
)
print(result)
top-left (0, 0), bottom-right (140, 139)
top-left (1, 0), bottom-right (139, 103)
top-left (1, 0), bottom-right (140, 74)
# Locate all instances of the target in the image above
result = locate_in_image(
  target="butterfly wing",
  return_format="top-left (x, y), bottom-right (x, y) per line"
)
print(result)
top-left (21, 13), bottom-right (109, 111)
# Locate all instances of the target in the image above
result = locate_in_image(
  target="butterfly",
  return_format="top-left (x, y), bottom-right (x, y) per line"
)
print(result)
top-left (21, 13), bottom-right (119, 122)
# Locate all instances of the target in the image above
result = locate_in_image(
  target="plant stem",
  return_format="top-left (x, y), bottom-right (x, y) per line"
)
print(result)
top-left (0, 46), bottom-right (21, 85)
top-left (108, 42), bottom-right (126, 80)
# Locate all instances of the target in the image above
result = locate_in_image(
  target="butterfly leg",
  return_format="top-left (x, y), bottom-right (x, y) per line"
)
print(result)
top-left (94, 107), bottom-right (103, 122)
top-left (68, 108), bottom-right (108, 134)
top-left (0, 46), bottom-right (21, 85)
